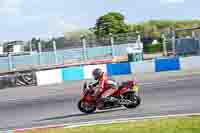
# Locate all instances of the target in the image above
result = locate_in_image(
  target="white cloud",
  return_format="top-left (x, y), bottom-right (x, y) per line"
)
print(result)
top-left (0, 0), bottom-right (91, 40)
top-left (18, 14), bottom-right (85, 39)
top-left (160, 0), bottom-right (185, 4)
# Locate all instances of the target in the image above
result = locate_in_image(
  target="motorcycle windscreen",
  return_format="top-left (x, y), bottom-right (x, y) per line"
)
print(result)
top-left (133, 85), bottom-right (139, 93)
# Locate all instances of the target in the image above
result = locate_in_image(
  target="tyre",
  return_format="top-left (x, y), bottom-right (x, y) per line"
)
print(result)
top-left (77, 100), bottom-right (96, 114)
top-left (123, 92), bottom-right (141, 108)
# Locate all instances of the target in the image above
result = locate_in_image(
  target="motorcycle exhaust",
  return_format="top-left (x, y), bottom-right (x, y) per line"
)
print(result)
top-left (118, 99), bottom-right (132, 105)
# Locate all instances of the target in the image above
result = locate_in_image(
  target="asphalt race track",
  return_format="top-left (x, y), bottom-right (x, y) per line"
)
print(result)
top-left (0, 73), bottom-right (200, 130)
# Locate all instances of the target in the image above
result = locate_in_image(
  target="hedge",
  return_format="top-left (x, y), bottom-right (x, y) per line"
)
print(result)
top-left (143, 43), bottom-right (162, 53)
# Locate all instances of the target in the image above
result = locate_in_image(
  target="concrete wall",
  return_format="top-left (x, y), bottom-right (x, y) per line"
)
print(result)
top-left (35, 56), bottom-right (183, 86)
top-left (180, 56), bottom-right (200, 70)
top-left (62, 66), bottom-right (84, 81)
top-left (2, 56), bottom-right (200, 88)
top-left (107, 62), bottom-right (131, 76)
top-left (36, 69), bottom-right (62, 86)
top-left (131, 60), bottom-right (154, 74)
top-left (155, 57), bottom-right (180, 72)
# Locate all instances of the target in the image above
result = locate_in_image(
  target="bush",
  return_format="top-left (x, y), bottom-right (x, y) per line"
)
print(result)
top-left (143, 43), bottom-right (162, 53)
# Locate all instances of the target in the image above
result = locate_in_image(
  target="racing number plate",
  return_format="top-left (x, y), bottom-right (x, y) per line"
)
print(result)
top-left (133, 85), bottom-right (139, 92)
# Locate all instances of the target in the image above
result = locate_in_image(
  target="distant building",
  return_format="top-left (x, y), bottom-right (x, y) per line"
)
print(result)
top-left (4, 41), bottom-right (24, 54)
top-left (0, 44), bottom-right (3, 54)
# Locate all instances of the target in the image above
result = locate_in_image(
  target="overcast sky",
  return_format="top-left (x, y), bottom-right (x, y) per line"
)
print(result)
top-left (0, 0), bottom-right (199, 41)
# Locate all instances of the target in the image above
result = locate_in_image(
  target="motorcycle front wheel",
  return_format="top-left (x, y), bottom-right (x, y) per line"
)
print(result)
top-left (77, 100), bottom-right (96, 114)
top-left (123, 92), bottom-right (141, 109)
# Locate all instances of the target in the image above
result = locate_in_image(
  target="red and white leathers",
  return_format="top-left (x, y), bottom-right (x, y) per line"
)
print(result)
top-left (93, 72), bottom-right (117, 100)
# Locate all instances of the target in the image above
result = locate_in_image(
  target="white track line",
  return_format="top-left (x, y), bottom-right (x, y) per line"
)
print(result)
top-left (11, 112), bottom-right (200, 132)
top-left (13, 124), bottom-right (65, 132)
top-left (64, 113), bottom-right (200, 128)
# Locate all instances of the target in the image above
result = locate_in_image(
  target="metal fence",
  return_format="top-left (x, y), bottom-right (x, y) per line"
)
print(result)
top-left (163, 28), bottom-right (200, 56)
top-left (175, 38), bottom-right (200, 55)
top-left (0, 32), bottom-right (141, 72)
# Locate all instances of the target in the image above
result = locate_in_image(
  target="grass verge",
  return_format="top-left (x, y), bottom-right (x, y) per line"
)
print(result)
top-left (15, 116), bottom-right (200, 133)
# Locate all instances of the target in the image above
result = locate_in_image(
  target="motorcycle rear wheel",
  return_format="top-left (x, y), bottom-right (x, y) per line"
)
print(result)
top-left (123, 92), bottom-right (141, 108)
top-left (78, 100), bottom-right (96, 114)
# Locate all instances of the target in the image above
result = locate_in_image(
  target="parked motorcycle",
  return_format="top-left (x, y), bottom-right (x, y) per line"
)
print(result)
top-left (78, 80), bottom-right (141, 114)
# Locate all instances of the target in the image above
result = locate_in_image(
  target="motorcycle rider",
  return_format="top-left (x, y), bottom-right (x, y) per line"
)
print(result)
top-left (90, 68), bottom-right (118, 108)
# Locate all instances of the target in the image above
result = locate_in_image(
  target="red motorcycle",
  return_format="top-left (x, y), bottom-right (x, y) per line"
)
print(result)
top-left (78, 80), bottom-right (141, 114)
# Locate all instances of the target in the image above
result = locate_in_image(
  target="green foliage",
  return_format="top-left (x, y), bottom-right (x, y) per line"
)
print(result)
top-left (26, 18), bottom-right (200, 50)
top-left (28, 18), bottom-right (200, 50)
top-left (54, 37), bottom-right (66, 49)
top-left (31, 38), bottom-right (40, 51)
top-left (94, 12), bottom-right (129, 37)
top-left (143, 43), bottom-right (162, 53)
top-left (128, 19), bottom-right (200, 39)
top-left (64, 29), bottom-right (94, 41)
top-left (24, 44), bottom-right (30, 52)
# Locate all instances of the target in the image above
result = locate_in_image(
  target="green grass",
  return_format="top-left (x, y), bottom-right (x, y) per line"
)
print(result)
top-left (17, 116), bottom-right (200, 133)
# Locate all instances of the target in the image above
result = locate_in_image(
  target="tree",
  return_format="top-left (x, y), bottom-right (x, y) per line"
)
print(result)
top-left (54, 37), bottom-right (66, 49)
top-left (94, 12), bottom-right (129, 37)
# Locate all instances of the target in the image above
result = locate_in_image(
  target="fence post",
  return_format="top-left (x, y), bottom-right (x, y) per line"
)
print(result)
top-left (172, 30), bottom-right (176, 56)
top-left (29, 41), bottom-right (33, 54)
top-left (52, 39), bottom-right (58, 64)
top-left (28, 41), bottom-right (33, 55)
top-left (38, 39), bottom-right (42, 65)
top-left (198, 39), bottom-right (200, 56)
top-left (109, 33), bottom-right (115, 58)
top-left (162, 34), bottom-right (167, 56)
top-left (8, 53), bottom-right (13, 71)
top-left (137, 32), bottom-right (143, 60)
top-left (192, 31), bottom-right (195, 38)
top-left (81, 35), bottom-right (87, 60)
top-left (137, 33), bottom-right (141, 43)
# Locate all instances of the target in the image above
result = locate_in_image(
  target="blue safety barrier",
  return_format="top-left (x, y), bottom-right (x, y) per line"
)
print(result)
top-left (62, 66), bottom-right (84, 81)
top-left (106, 62), bottom-right (131, 76)
top-left (155, 57), bottom-right (181, 72)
